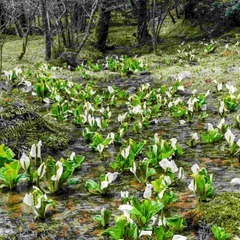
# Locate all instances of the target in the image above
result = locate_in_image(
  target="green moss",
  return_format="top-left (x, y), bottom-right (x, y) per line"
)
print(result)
top-left (201, 192), bottom-right (240, 235)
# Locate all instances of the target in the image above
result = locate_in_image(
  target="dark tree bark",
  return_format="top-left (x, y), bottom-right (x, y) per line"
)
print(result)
top-left (96, 0), bottom-right (112, 52)
top-left (72, 1), bottom-right (86, 32)
top-left (184, 0), bottom-right (199, 20)
top-left (138, 0), bottom-right (151, 44)
top-left (40, 0), bottom-right (52, 60)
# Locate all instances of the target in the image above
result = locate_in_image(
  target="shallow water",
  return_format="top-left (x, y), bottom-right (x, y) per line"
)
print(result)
top-left (0, 75), bottom-right (240, 239)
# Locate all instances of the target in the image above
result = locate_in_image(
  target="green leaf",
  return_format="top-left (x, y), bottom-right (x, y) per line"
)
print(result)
top-left (85, 179), bottom-right (102, 194)
top-left (0, 144), bottom-right (15, 167)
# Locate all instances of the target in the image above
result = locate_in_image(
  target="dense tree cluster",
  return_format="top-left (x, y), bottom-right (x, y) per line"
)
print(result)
top-left (0, 0), bottom-right (239, 61)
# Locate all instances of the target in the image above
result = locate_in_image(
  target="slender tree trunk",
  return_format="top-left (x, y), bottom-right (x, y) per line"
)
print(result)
top-left (138, 0), bottom-right (151, 44)
top-left (96, 0), bottom-right (111, 52)
top-left (40, 0), bottom-right (51, 60)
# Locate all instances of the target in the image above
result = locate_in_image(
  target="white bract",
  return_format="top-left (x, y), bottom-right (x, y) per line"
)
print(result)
top-left (191, 132), bottom-right (199, 141)
top-left (217, 118), bottom-right (225, 130)
top-left (159, 159), bottom-right (178, 173)
top-left (97, 144), bottom-right (104, 154)
top-left (226, 83), bottom-right (237, 94)
top-left (37, 140), bottom-right (42, 158)
top-left (130, 161), bottom-right (136, 175)
top-left (219, 100), bottom-right (227, 115)
top-left (37, 163), bottom-right (46, 179)
top-left (178, 167), bottom-right (185, 180)
top-left (131, 105), bottom-right (143, 115)
top-left (191, 163), bottom-right (200, 174)
top-left (172, 235), bottom-right (187, 240)
top-left (120, 191), bottom-right (129, 198)
top-left (107, 86), bottom-right (114, 94)
top-left (170, 138), bottom-right (178, 149)
top-left (118, 113), bottom-right (127, 123)
top-left (207, 123), bottom-right (214, 131)
top-left (143, 183), bottom-right (153, 199)
top-left (30, 144), bottom-right (37, 158)
top-left (213, 80), bottom-right (223, 92)
top-left (224, 129), bottom-right (235, 147)
top-left (139, 230), bottom-right (152, 237)
top-left (69, 152), bottom-right (75, 161)
top-left (51, 161), bottom-right (63, 182)
top-left (20, 152), bottom-right (30, 171)
top-left (118, 204), bottom-right (133, 220)
top-left (121, 146), bottom-right (130, 159)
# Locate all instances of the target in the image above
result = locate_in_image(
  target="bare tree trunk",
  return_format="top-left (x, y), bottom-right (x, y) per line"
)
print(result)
top-left (96, 0), bottom-right (112, 52)
top-left (40, 0), bottom-right (51, 60)
top-left (150, 0), bottom-right (157, 52)
top-left (138, 0), bottom-right (151, 44)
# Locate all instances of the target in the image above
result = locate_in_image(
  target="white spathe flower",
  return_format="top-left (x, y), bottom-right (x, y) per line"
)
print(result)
top-left (131, 105), bottom-right (143, 115)
top-left (158, 189), bottom-right (166, 200)
top-left (188, 179), bottom-right (196, 192)
top-left (159, 159), bottom-right (178, 173)
top-left (207, 123), bottom-right (214, 131)
top-left (230, 178), bottom-right (240, 186)
top-left (172, 235), bottom-right (187, 240)
top-left (118, 113), bottom-right (127, 123)
top-left (37, 163), bottom-right (46, 179)
top-left (192, 89), bottom-right (197, 95)
top-left (177, 85), bottom-right (185, 91)
top-left (217, 118), bottom-right (225, 130)
top-left (154, 133), bottom-right (159, 143)
top-left (107, 86), bottom-right (114, 94)
top-left (14, 67), bottom-right (22, 76)
top-left (205, 90), bottom-right (210, 97)
top-left (30, 144), bottom-right (36, 158)
top-left (51, 161), bottom-right (63, 181)
top-left (226, 83), bottom-right (237, 94)
top-left (191, 163), bottom-right (200, 174)
top-left (88, 115), bottom-right (94, 127)
top-left (236, 139), bottom-right (240, 147)
top-left (187, 97), bottom-right (198, 112)
top-left (191, 132), bottom-right (199, 141)
top-left (106, 172), bottom-right (118, 184)
top-left (121, 146), bottom-right (130, 159)
top-left (97, 144), bottom-right (104, 153)
top-left (23, 193), bottom-right (34, 206)
top-left (3, 70), bottom-right (13, 80)
top-left (20, 152), bottom-right (30, 171)
top-left (143, 183), bottom-right (153, 199)
top-left (69, 152), bottom-right (75, 161)
top-left (178, 167), bottom-right (185, 180)
top-left (121, 191), bottom-right (129, 198)
top-left (179, 120), bottom-right (186, 125)
top-left (107, 132), bottom-right (115, 144)
top-left (37, 140), bottom-right (42, 158)
top-left (95, 118), bottom-right (102, 128)
top-left (153, 144), bottom-right (158, 154)
top-left (224, 129), bottom-right (235, 147)
top-left (139, 230), bottom-right (152, 237)
top-left (118, 204), bottom-right (133, 219)
top-left (101, 180), bottom-right (109, 190)
top-left (170, 138), bottom-right (177, 149)
top-left (219, 100), bottom-right (226, 115)
top-left (164, 175), bottom-right (172, 185)
top-left (158, 216), bottom-right (167, 226)
top-left (130, 161), bottom-right (136, 175)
